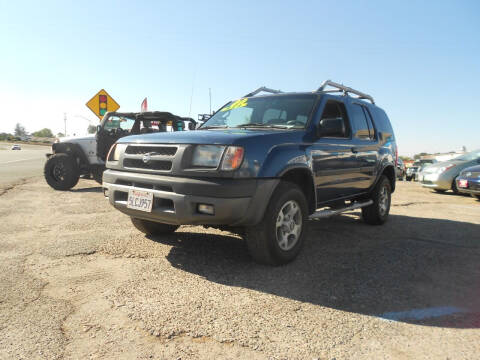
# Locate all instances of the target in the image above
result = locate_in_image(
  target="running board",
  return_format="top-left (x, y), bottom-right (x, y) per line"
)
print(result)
top-left (309, 200), bottom-right (373, 220)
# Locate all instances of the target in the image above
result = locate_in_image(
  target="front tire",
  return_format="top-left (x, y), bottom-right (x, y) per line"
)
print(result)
top-left (451, 178), bottom-right (459, 194)
top-left (44, 153), bottom-right (80, 190)
top-left (362, 175), bottom-right (391, 225)
top-left (130, 218), bottom-right (179, 235)
top-left (244, 181), bottom-right (308, 266)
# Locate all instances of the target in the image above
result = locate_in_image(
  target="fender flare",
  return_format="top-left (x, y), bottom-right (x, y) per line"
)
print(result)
top-left (52, 142), bottom-right (90, 168)
top-left (276, 164), bottom-right (317, 213)
top-left (374, 164), bottom-right (396, 192)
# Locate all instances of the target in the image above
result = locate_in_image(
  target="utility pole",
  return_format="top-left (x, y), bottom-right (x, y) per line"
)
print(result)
top-left (209, 88), bottom-right (212, 114)
top-left (64, 113), bottom-right (67, 136)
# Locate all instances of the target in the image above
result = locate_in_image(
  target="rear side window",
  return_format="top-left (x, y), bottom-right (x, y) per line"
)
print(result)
top-left (350, 104), bottom-right (371, 140)
top-left (363, 107), bottom-right (376, 139)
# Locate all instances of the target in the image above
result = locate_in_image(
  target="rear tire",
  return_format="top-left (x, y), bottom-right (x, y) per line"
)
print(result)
top-left (472, 194), bottom-right (480, 201)
top-left (130, 218), bottom-right (179, 235)
top-left (244, 181), bottom-right (308, 266)
top-left (362, 175), bottom-right (391, 225)
top-left (44, 153), bottom-right (80, 190)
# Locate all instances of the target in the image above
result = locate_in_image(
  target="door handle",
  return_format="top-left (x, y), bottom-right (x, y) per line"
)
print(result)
top-left (351, 147), bottom-right (359, 154)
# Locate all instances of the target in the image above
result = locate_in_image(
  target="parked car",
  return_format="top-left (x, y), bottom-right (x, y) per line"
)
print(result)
top-left (406, 159), bottom-right (436, 181)
top-left (455, 165), bottom-right (480, 200)
top-left (102, 80), bottom-right (398, 265)
top-left (420, 149), bottom-right (480, 193)
top-left (406, 162), bottom-right (420, 181)
top-left (396, 158), bottom-right (405, 180)
top-left (44, 111), bottom-right (196, 190)
top-left (11, 144), bottom-right (21, 150)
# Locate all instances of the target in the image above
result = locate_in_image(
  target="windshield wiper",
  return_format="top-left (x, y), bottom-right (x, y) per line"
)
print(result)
top-left (234, 123), bottom-right (290, 129)
top-left (199, 125), bottom-right (228, 130)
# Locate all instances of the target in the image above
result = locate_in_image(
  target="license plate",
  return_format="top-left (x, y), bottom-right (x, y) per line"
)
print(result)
top-left (458, 179), bottom-right (468, 188)
top-left (127, 189), bottom-right (154, 212)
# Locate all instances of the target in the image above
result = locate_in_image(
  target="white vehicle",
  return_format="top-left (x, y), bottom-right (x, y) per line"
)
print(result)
top-left (44, 111), bottom-right (196, 190)
top-left (11, 144), bottom-right (21, 150)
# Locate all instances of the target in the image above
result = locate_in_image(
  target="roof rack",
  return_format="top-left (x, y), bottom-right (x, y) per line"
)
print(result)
top-left (244, 86), bottom-right (282, 97)
top-left (316, 80), bottom-right (375, 104)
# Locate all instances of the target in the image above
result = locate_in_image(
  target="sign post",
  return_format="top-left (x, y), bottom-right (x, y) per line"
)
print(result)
top-left (86, 89), bottom-right (120, 120)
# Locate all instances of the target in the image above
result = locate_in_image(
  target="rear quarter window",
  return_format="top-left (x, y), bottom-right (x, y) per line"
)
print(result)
top-left (371, 106), bottom-right (395, 140)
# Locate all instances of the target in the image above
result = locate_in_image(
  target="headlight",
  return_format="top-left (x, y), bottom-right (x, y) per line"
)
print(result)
top-left (107, 143), bottom-right (127, 162)
top-left (191, 145), bottom-right (244, 170)
top-left (192, 145), bottom-right (225, 168)
top-left (437, 164), bottom-right (456, 173)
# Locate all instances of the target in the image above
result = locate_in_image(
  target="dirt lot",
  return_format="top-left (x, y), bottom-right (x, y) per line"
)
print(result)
top-left (1, 177), bottom-right (479, 359)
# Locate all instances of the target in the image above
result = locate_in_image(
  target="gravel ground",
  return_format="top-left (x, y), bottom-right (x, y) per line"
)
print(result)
top-left (1, 177), bottom-right (479, 359)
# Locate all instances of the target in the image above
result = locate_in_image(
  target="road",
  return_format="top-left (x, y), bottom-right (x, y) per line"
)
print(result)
top-left (0, 142), bottom-right (49, 185)
top-left (0, 179), bottom-right (479, 359)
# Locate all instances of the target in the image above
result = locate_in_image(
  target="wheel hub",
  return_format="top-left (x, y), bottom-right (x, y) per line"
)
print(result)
top-left (275, 200), bottom-right (302, 251)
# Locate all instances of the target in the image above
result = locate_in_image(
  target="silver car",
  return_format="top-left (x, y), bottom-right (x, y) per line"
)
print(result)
top-left (420, 149), bottom-right (480, 193)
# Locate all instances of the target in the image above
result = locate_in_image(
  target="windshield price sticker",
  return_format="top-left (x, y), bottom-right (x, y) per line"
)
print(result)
top-left (220, 98), bottom-right (248, 112)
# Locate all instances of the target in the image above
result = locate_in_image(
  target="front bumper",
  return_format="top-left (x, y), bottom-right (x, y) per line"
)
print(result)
top-left (102, 169), bottom-right (278, 226)
top-left (420, 172), bottom-right (452, 190)
top-left (456, 177), bottom-right (480, 195)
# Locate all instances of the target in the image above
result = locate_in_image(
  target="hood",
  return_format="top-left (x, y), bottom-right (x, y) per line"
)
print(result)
top-left (462, 165), bottom-right (480, 173)
top-left (117, 129), bottom-right (304, 146)
top-left (423, 158), bottom-right (468, 170)
top-left (59, 134), bottom-right (96, 142)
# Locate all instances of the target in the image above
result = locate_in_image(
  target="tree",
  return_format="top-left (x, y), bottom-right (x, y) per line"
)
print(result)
top-left (14, 123), bottom-right (27, 137)
top-left (413, 152), bottom-right (429, 160)
top-left (56, 132), bottom-right (65, 137)
top-left (32, 128), bottom-right (54, 138)
top-left (87, 125), bottom-right (97, 134)
top-left (0, 132), bottom-right (13, 141)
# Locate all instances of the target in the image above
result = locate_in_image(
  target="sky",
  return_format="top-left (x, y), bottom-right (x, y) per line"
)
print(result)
top-left (0, 0), bottom-right (479, 156)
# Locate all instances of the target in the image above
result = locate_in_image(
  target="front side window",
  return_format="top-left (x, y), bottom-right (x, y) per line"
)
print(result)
top-left (202, 95), bottom-right (317, 129)
top-left (318, 100), bottom-right (350, 138)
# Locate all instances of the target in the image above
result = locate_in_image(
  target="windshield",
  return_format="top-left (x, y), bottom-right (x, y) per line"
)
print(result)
top-left (103, 115), bottom-right (136, 132)
top-left (453, 149), bottom-right (480, 161)
top-left (202, 94), bottom-right (317, 129)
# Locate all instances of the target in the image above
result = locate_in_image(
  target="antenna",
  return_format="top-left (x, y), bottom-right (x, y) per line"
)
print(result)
top-left (188, 72), bottom-right (195, 117)
top-left (64, 113), bottom-right (67, 136)
top-left (209, 88), bottom-right (212, 114)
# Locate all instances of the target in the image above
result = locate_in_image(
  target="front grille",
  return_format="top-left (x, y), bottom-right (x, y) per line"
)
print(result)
top-left (123, 158), bottom-right (172, 171)
top-left (125, 145), bottom-right (177, 156)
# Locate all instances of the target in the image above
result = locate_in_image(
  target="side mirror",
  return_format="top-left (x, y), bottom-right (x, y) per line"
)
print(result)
top-left (317, 117), bottom-right (345, 138)
top-left (96, 125), bottom-right (102, 133)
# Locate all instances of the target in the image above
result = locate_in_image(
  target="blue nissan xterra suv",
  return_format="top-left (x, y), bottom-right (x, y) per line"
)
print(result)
top-left (103, 80), bottom-right (397, 265)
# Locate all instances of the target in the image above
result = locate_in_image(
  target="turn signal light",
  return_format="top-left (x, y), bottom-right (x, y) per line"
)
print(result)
top-left (221, 146), bottom-right (244, 170)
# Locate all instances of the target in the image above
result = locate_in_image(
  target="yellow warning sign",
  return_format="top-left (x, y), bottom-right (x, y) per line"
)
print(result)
top-left (86, 89), bottom-right (120, 120)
